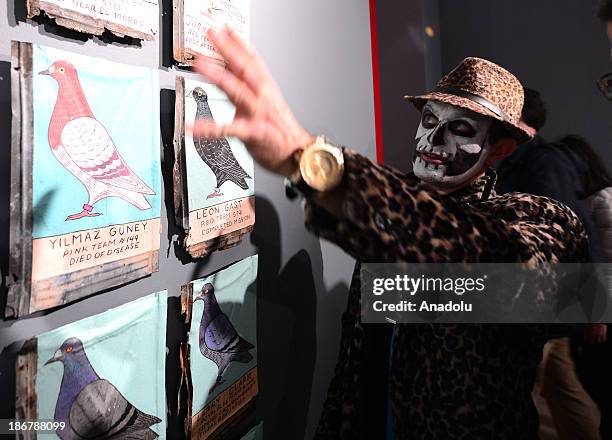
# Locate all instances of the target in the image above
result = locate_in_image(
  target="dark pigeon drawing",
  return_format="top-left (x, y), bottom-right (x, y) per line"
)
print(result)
top-left (208, 0), bottom-right (246, 25)
top-left (194, 283), bottom-right (254, 391)
top-left (45, 337), bottom-right (161, 440)
top-left (189, 87), bottom-right (252, 199)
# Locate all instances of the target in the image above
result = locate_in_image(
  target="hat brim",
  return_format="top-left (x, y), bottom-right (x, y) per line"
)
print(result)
top-left (404, 92), bottom-right (532, 144)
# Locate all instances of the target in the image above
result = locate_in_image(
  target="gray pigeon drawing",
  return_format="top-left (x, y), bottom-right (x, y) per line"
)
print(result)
top-left (45, 337), bottom-right (161, 440)
top-left (189, 87), bottom-right (252, 199)
top-left (194, 283), bottom-right (254, 390)
top-left (209, 0), bottom-right (246, 24)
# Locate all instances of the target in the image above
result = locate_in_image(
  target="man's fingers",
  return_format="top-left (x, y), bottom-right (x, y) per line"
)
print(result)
top-left (226, 28), bottom-right (274, 82)
top-left (208, 27), bottom-right (271, 92)
top-left (189, 119), bottom-right (254, 141)
top-left (195, 60), bottom-right (258, 115)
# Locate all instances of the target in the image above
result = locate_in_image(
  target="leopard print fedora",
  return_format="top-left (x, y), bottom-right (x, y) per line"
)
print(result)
top-left (405, 57), bottom-right (531, 144)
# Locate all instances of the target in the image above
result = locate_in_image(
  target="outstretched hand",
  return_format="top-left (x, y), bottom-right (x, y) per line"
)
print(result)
top-left (191, 27), bottom-right (315, 177)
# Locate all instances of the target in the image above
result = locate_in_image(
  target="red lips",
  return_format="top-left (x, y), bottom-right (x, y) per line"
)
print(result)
top-left (419, 152), bottom-right (445, 165)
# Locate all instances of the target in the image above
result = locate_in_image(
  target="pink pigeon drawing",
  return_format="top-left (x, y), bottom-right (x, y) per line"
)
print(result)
top-left (40, 60), bottom-right (155, 221)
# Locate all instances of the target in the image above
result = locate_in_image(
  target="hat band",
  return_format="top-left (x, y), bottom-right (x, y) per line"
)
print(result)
top-left (436, 87), bottom-right (512, 123)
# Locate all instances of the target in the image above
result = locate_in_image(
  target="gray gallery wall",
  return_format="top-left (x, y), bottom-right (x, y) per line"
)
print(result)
top-left (0, 1), bottom-right (376, 439)
top-left (437, 0), bottom-right (612, 168)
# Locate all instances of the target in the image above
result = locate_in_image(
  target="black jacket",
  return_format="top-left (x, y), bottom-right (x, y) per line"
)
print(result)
top-left (496, 136), bottom-right (605, 262)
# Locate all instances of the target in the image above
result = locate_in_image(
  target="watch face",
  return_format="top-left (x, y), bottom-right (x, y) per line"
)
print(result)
top-left (301, 147), bottom-right (343, 191)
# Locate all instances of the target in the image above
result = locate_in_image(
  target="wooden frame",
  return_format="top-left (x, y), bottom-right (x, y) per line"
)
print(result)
top-left (7, 42), bottom-right (34, 319)
top-left (6, 42), bottom-right (161, 318)
top-left (172, 0), bottom-right (250, 66)
top-left (14, 292), bottom-right (167, 437)
top-left (26, 0), bottom-right (159, 40)
top-left (179, 258), bottom-right (259, 439)
top-left (15, 339), bottom-right (37, 440)
top-left (173, 76), bottom-right (255, 259)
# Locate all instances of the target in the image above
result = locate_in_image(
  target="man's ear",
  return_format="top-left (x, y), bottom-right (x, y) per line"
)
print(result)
top-left (485, 138), bottom-right (518, 167)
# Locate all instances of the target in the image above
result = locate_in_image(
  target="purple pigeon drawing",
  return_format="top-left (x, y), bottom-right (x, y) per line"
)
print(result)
top-left (195, 283), bottom-right (254, 390)
top-left (45, 337), bottom-right (161, 439)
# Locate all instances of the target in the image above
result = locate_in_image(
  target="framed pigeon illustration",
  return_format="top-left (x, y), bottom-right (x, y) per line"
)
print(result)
top-left (180, 255), bottom-right (258, 440)
top-left (15, 291), bottom-right (167, 439)
top-left (173, 0), bottom-right (250, 65)
top-left (7, 42), bottom-right (162, 318)
top-left (173, 76), bottom-right (255, 258)
top-left (25, 0), bottom-right (159, 40)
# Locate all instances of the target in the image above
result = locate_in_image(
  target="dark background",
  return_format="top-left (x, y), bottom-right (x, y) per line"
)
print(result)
top-left (377, 0), bottom-right (612, 174)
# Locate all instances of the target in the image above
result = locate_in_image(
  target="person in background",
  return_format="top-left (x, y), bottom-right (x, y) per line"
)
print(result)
top-left (497, 89), bottom-right (604, 259)
top-left (496, 89), bottom-right (602, 440)
top-left (598, 0), bottom-right (612, 58)
top-left (560, 135), bottom-right (612, 439)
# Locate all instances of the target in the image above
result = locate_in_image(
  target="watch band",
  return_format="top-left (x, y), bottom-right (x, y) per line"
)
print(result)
top-left (284, 176), bottom-right (314, 200)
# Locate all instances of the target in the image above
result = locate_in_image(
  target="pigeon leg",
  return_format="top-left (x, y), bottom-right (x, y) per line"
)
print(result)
top-left (66, 203), bottom-right (102, 221)
top-left (206, 188), bottom-right (224, 199)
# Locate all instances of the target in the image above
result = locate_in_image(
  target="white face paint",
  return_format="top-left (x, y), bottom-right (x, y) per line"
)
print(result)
top-left (413, 100), bottom-right (494, 189)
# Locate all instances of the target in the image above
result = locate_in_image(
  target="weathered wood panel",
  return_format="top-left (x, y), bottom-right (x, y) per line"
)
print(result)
top-left (173, 76), bottom-right (255, 259)
top-left (179, 283), bottom-right (194, 440)
top-left (7, 41), bottom-right (34, 319)
top-left (172, 0), bottom-right (250, 66)
top-left (173, 76), bottom-right (189, 231)
top-left (15, 339), bottom-right (37, 440)
top-left (185, 212), bottom-right (254, 258)
top-left (30, 250), bottom-right (159, 313)
top-left (180, 262), bottom-right (259, 440)
top-left (6, 42), bottom-right (162, 318)
top-left (26, 0), bottom-right (159, 41)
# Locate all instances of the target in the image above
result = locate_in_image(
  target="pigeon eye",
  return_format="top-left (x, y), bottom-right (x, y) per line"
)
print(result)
top-left (197, 91), bottom-right (202, 96)
top-left (58, 67), bottom-right (65, 74)
top-left (66, 346), bottom-right (73, 353)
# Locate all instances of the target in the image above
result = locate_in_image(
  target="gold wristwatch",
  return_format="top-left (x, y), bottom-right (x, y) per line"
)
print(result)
top-left (286, 136), bottom-right (345, 198)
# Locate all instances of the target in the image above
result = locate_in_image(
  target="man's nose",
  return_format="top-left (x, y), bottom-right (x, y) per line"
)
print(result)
top-left (427, 122), bottom-right (448, 146)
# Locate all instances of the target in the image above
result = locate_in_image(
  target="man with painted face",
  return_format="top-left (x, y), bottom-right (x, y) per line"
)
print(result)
top-left (413, 101), bottom-right (505, 189)
top-left (192, 28), bottom-right (588, 440)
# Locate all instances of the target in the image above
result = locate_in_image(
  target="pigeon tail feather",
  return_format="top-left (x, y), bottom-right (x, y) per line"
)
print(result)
top-left (224, 174), bottom-right (250, 191)
top-left (232, 350), bottom-right (253, 364)
top-left (109, 187), bottom-right (153, 211)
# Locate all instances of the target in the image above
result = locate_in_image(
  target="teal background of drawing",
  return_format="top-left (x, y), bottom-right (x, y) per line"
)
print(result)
top-left (32, 44), bottom-right (161, 239)
top-left (188, 254), bottom-right (258, 413)
top-left (35, 291), bottom-right (168, 439)
top-left (183, 78), bottom-right (255, 211)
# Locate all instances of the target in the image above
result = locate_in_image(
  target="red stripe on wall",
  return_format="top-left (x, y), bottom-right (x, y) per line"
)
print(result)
top-left (369, 0), bottom-right (384, 164)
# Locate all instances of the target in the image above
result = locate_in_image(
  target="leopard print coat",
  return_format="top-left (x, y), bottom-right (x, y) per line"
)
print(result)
top-left (304, 149), bottom-right (589, 440)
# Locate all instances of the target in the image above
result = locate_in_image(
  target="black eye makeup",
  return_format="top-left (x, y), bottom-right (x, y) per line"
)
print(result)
top-left (421, 110), bottom-right (439, 129)
top-left (449, 120), bottom-right (476, 137)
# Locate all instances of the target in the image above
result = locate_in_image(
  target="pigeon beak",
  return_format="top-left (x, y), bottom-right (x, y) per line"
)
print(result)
top-left (44, 349), bottom-right (62, 365)
top-left (186, 89), bottom-right (193, 98)
top-left (38, 69), bottom-right (50, 76)
top-left (193, 293), bottom-right (203, 302)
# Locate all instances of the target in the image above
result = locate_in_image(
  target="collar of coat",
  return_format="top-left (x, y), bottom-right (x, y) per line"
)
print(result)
top-left (407, 168), bottom-right (498, 204)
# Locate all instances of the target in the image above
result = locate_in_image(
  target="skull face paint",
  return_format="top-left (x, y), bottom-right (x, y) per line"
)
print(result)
top-left (413, 100), bottom-right (494, 189)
